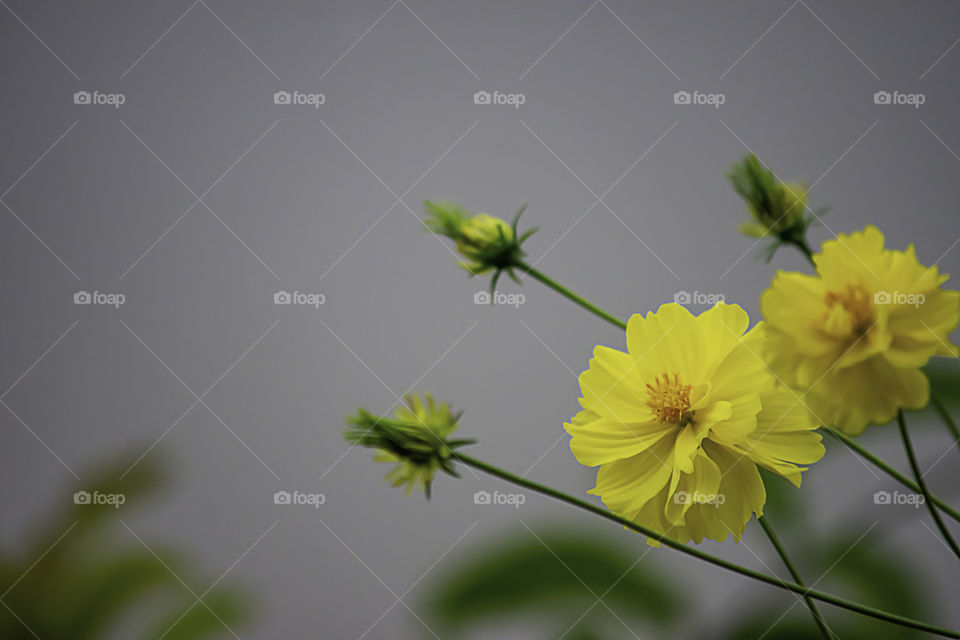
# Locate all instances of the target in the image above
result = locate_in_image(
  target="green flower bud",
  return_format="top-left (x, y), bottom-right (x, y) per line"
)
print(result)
top-left (345, 393), bottom-right (474, 499)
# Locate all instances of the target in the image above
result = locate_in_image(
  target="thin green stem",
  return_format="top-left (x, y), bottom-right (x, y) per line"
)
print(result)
top-left (515, 261), bottom-right (627, 331)
top-left (823, 426), bottom-right (960, 524)
top-left (455, 452), bottom-right (960, 638)
top-left (931, 394), bottom-right (960, 451)
top-left (758, 516), bottom-right (833, 640)
top-left (896, 410), bottom-right (960, 562)
top-left (789, 237), bottom-right (816, 266)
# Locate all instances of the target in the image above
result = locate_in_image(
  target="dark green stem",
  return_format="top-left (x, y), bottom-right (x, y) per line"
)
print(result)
top-left (515, 261), bottom-right (627, 331)
top-left (931, 394), bottom-right (960, 450)
top-left (823, 426), bottom-right (960, 524)
top-left (896, 410), bottom-right (960, 561)
top-left (454, 452), bottom-right (960, 638)
top-left (758, 516), bottom-right (833, 639)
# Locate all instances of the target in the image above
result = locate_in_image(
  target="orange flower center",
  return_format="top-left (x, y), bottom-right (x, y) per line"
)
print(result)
top-left (646, 373), bottom-right (694, 425)
top-left (824, 284), bottom-right (875, 338)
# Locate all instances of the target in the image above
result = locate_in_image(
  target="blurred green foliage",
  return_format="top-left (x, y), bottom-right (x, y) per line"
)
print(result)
top-left (0, 453), bottom-right (249, 639)
top-left (424, 473), bottom-right (933, 639)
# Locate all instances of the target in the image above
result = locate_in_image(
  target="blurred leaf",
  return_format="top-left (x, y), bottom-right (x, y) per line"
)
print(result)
top-left (0, 449), bottom-right (250, 639)
top-left (148, 588), bottom-right (252, 640)
top-left (758, 468), bottom-right (805, 527)
top-left (924, 360), bottom-right (960, 409)
top-left (425, 526), bottom-right (681, 637)
top-left (812, 530), bottom-right (928, 640)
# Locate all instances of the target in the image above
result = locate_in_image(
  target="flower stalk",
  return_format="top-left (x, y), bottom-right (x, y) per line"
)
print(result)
top-left (454, 451), bottom-right (960, 638)
top-left (896, 410), bottom-right (960, 562)
top-left (757, 516), bottom-right (834, 639)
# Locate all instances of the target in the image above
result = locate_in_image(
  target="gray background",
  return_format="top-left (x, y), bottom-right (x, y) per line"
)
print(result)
top-left (2, 1), bottom-right (960, 638)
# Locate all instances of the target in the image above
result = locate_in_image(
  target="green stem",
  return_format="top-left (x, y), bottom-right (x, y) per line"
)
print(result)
top-left (896, 410), bottom-right (960, 561)
top-left (789, 237), bottom-right (816, 266)
top-left (515, 261), bottom-right (627, 331)
top-left (758, 516), bottom-right (833, 640)
top-left (823, 426), bottom-right (960, 524)
top-left (931, 394), bottom-right (960, 450)
top-left (455, 452), bottom-right (960, 638)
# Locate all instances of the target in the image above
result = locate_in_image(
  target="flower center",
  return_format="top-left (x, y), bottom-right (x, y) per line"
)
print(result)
top-left (645, 373), bottom-right (694, 426)
top-left (824, 284), bottom-right (875, 338)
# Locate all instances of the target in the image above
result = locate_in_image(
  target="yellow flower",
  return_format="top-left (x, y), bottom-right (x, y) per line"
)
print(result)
top-left (565, 302), bottom-right (824, 545)
top-left (762, 225), bottom-right (960, 435)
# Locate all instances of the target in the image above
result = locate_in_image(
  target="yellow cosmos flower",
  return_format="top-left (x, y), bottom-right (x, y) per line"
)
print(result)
top-left (565, 302), bottom-right (824, 545)
top-left (762, 226), bottom-right (960, 435)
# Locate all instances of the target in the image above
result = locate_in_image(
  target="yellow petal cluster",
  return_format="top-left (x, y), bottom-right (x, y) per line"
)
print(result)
top-left (762, 226), bottom-right (960, 434)
top-left (566, 303), bottom-right (824, 545)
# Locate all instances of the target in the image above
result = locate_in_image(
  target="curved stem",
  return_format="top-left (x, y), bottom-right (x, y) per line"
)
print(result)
top-left (454, 452), bottom-right (960, 638)
top-left (931, 394), bottom-right (960, 451)
top-left (515, 261), bottom-right (627, 331)
top-left (758, 516), bottom-right (833, 639)
top-left (896, 410), bottom-right (960, 561)
top-left (823, 426), bottom-right (960, 524)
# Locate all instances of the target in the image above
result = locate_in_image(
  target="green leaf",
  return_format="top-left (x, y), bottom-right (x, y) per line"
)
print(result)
top-left (424, 526), bottom-right (681, 635)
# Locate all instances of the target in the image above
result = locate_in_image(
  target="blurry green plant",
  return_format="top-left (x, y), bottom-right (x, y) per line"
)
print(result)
top-left (424, 476), bottom-right (933, 640)
top-left (424, 528), bottom-right (682, 639)
top-left (0, 453), bottom-right (250, 639)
